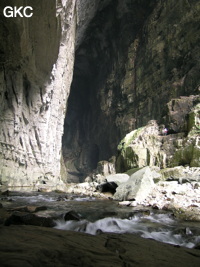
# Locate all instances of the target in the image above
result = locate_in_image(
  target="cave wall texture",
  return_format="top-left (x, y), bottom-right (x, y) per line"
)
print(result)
top-left (63, 0), bottom-right (200, 182)
top-left (0, 0), bottom-right (200, 188)
top-left (0, 0), bottom-right (76, 189)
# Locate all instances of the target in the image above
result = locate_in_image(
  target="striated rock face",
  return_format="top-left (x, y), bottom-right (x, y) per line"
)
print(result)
top-left (0, 0), bottom-right (76, 189)
top-left (63, 0), bottom-right (200, 181)
top-left (0, 0), bottom-right (200, 187)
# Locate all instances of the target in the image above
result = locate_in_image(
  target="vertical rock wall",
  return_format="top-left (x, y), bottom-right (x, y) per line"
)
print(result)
top-left (63, 0), bottom-right (157, 181)
top-left (63, 0), bottom-right (200, 182)
top-left (0, 0), bottom-right (76, 189)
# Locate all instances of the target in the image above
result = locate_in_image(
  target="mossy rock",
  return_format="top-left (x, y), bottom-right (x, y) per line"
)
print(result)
top-left (117, 127), bottom-right (144, 151)
top-left (160, 167), bottom-right (185, 181)
top-left (188, 103), bottom-right (200, 133)
top-left (170, 143), bottom-right (200, 167)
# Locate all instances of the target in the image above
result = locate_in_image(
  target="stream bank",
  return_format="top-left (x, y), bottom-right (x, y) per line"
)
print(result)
top-left (1, 224), bottom-right (200, 267)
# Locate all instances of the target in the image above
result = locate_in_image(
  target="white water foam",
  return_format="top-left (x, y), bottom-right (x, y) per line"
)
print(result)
top-left (54, 214), bottom-right (200, 248)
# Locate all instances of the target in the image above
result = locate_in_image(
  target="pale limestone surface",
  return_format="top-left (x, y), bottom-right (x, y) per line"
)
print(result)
top-left (114, 167), bottom-right (155, 202)
top-left (0, 0), bottom-right (76, 190)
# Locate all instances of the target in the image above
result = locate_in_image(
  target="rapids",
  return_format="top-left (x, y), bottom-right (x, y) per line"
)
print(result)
top-left (2, 192), bottom-right (200, 249)
top-left (54, 213), bottom-right (200, 248)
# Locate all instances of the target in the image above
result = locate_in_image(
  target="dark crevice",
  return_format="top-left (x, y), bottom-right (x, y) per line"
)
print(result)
top-left (23, 74), bottom-right (31, 107)
top-left (11, 81), bottom-right (18, 105)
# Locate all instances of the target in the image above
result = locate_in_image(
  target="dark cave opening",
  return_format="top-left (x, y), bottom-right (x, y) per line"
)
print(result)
top-left (62, 0), bottom-right (158, 182)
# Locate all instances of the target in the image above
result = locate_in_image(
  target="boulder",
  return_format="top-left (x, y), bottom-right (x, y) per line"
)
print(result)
top-left (1, 225), bottom-right (200, 267)
top-left (96, 182), bottom-right (118, 194)
top-left (4, 212), bottom-right (55, 227)
top-left (7, 206), bottom-right (47, 213)
top-left (64, 210), bottom-right (82, 221)
top-left (160, 166), bottom-right (200, 183)
top-left (116, 97), bottom-right (200, 173)
top-left (0, 207), bottom-right (10, 224)
top-left (0, 190), bottom-right (10, 196)
top-left (114, 167), bottom-right (156, 202)
top-left (105, 173), bottom-right (130, 184)
top-left (116, 120), bottom-right (168, 172)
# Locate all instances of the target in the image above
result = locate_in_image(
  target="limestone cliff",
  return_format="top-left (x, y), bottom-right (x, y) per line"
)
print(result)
top-left (0, 0), bottom-right (76, 189)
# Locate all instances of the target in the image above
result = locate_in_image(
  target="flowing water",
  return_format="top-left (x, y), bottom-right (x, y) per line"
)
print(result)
top-left (2, 191), bottom-right (200, 248)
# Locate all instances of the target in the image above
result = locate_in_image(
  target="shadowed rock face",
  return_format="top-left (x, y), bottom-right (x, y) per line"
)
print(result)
top-left (1, 225), bottom-right (200, 267)
top-left (63, 0), bottom-right (200, 182)
top-left (63, 0), bottom-right (157, 181)
top-left (0, 0), bottom-right (76, 189)
top-left (0, 0), bottom-right (200, 187)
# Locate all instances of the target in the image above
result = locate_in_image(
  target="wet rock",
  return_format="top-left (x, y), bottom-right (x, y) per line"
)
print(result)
top-left (1, 225), bottom-right (200, 267)
top-left (0, 207), bottom-right (10, 224)
top-left (134, 210), bottom-right (151, 217)
top-left (1, 190), bottom-right (10, 196)
top-left (0, 197), bottom-right (13, 202)
top-left (118, 201), bottom-right (131, 206)
top-left (152, 204), bottom-right (159, 210)
top-left (38, 187), bottom-right (53, 193)
top-left (194, 243), bottom-right (200, 250)
top-left (4, 212), bottom-right (55, 227)
top-left (7, 206), bottom-right (47, 213)
top-left (64, 210), bottom-right (82, 221)
top-left (0, 203), bottom-right (3, 208)
top-left (96, 182), bottom-right (118, 194)
top-left (56, 196), bottom-right (69, 201)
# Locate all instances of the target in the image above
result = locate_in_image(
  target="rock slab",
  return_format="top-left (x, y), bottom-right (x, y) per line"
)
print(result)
top-left (0, 225), bottom-right (200, 267)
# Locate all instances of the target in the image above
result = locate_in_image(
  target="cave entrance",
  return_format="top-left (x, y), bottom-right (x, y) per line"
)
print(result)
top-left (62, 1), bottom-right (120, 183)
top-left (62, 49), bottom-right (98, 182)
top-left (62, 0), bottom-right (157, 183)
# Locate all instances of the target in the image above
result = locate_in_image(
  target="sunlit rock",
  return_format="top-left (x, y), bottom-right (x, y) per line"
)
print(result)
top-left (0, 0), bottom-right (77, 190)
top-left (114, 166), bottom-right (156, 202)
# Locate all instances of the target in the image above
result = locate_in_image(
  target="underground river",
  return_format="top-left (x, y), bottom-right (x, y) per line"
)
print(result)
top-left (1, 191), bottom-right (200, 249)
